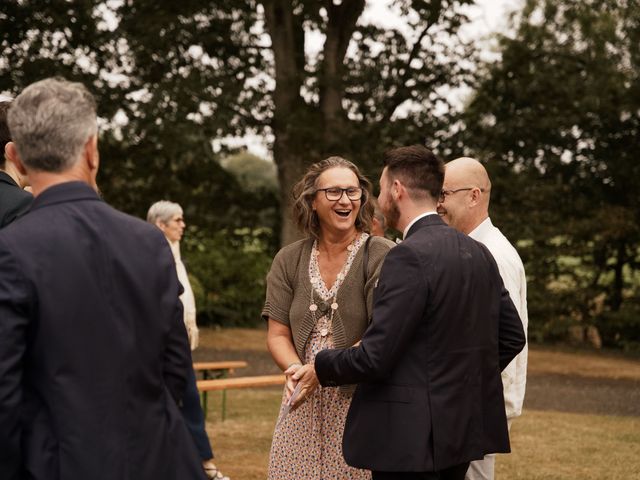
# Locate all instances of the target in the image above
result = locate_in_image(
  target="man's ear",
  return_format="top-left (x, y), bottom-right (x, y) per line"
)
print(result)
top-left (84, 134), bottom-right (99, 171)
top-left (469, 187), bottom-right (482, 206)
top-left (155, 220), bottom-right (167, 233)
top-left (392, 179), bottom-right (403, 200)
top-left (5, 142), bottom-right (27, 175)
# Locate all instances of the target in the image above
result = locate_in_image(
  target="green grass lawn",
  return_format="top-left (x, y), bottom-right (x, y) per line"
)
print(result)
top-left (204, 390), bottom-right (640, 480)
top-left (498, 410), bottom-right (640, 479)
top-left (200, 329), bottom-right (640, 479)
top-left (203, 388), bottom-right (281, 479)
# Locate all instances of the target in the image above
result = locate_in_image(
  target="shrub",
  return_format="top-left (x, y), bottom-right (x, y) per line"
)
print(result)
top-left (596, 303), bottom-right (640, 353)
top-left (183, 228), bottom-right (275, 327)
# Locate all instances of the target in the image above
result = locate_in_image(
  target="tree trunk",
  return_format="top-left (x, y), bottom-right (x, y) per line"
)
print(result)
top-left (263, 0), bottom-right (306, 246)
top-left (319, 0), bottom-right (365, 150)
top-left (275, 147), bottom-right (307, 246)
top-left (263, 0), bottom-right (365, 246)
top-left (611, 240), bottom-right (626, 311)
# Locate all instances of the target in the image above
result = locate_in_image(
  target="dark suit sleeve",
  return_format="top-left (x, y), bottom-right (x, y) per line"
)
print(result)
top-left (157, 238), bottom-right (191, 404)
top-left (0, 240), bottom-right (29, 479)
top-left (316, 244), bottom-right (428, 385)
top-left (497, 284), bottom-right (526, 371)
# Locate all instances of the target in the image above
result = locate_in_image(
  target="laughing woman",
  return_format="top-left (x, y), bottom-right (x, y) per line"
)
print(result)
top-left (262, 157), bottom-right (394, 479)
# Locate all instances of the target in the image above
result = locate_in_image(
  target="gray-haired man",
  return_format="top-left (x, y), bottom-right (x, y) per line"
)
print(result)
top-left (0, 78), bottom-right (206, 480)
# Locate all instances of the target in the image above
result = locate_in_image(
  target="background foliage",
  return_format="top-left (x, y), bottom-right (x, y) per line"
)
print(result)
top-left (1, 0), bottom-right (638, 344)
top-left (460, 0), bottom-right (640, 350)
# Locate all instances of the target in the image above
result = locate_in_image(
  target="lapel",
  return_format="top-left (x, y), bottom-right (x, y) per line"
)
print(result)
top-left (405, 213), bottom-right (446, 239)
top-left (30, 181), bottom-right (102, 212)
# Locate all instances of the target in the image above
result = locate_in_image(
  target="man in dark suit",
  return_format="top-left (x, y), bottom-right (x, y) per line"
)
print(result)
top-left (291, 145), bottom-right (526, 479)
top-left (0, 78), bottom-right (206, 480)
top-left (0, 101), bottom-right (32, 228)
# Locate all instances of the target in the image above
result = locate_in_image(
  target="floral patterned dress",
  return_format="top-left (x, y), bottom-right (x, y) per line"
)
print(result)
top-left (268, 233), bottom-right (371, 480)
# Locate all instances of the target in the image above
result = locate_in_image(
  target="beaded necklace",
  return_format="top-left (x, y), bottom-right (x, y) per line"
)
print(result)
top-left (309, 289), bottom-right (338, 339)
top-left (308, 232), bottom-right (366, 346)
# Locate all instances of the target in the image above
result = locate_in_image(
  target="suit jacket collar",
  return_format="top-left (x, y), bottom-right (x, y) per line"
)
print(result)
top-left (405, 213), bottom-right (445, 239)
top-left (0, 170), bottom-right (20, 187)
top-left (31, 181), bottom-right (102, 212)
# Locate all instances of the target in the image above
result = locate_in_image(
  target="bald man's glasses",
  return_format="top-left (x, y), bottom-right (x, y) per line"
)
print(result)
top-left (439, 187), bottom-right (484, 203)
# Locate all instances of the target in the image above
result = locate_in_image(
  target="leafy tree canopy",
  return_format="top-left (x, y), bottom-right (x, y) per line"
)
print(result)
top-left (1, 0), bottom-right (476, 243)
top-left (462, 0), bottom-right (640, 349)
top-left (220, 151), bottom-right (278, 193)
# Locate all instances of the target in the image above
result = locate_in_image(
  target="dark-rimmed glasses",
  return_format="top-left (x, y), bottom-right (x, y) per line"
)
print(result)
top-left (316, 187), bottom-right (363, 201)
top-left (439, 187), bottom-right (484, 203)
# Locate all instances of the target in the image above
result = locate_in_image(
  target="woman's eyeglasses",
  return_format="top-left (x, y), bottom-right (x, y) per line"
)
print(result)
top-left (316, 187), bottom-right (363, 201)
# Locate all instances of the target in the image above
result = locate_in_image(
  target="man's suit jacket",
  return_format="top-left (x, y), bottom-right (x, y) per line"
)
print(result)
top-left (0, 171), bottom-right (32, 228)
top-left (315, 214), bottom-right (526, 472)
top-left (0, 182), bottom-right (206, 480)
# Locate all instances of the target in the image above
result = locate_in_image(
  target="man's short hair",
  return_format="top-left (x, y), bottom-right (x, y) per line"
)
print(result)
top-left (383, 145), bottom-right (444, 201)
top-left (0, 101), bottom-right (11, 170)
top-left (7, 77), bottom-right (97, 173)
top-left (147, 201), bottom-right (183, 225)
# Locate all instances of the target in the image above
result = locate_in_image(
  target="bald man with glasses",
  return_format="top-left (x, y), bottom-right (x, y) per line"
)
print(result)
top-left (437, 157), bottom-right (528, 480)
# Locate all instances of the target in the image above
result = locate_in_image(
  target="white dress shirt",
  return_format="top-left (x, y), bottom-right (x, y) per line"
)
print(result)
top-left (469, 217), bottom-right (528, 419)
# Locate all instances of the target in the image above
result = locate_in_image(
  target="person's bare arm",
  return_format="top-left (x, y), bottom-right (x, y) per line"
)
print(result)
top-left (267, 318), bottom-right (303, 398)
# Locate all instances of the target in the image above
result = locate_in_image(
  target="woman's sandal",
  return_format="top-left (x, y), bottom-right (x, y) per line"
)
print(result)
top-left (203, 463), bottom-right (230, 480)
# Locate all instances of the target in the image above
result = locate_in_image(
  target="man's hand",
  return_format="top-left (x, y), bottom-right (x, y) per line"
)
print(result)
top-left (289, 364), bottom-right (319, 408)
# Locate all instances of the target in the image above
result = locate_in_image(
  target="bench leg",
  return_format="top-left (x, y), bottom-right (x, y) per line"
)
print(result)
top-left (202, 392), bottom-right (209, 419)
top-left (201, 370), bottom-right (210, 419)
top-left (221, 389), bottom-right (227, 421)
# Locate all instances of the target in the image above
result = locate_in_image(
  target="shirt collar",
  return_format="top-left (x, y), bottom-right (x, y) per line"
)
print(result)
top-left (468, 217), bottom-right (493, 241)
top-left (168, 239), bottom-right (181, 260)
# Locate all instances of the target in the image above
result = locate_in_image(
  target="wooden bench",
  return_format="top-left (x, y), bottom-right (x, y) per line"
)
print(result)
top-left (192, 361), bottom-right (248, 418)
top-left (197, 374), bottom-right (285, 420)
top-left (193, 360), bottom-right (248, 379)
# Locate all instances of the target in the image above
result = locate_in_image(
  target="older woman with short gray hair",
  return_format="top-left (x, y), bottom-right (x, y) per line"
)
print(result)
top-left (148, 200), bottom-right (229, 480)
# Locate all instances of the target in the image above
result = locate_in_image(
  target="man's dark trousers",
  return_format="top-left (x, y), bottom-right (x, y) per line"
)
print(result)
top-left (373, 462), bottom-right (470, 480)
